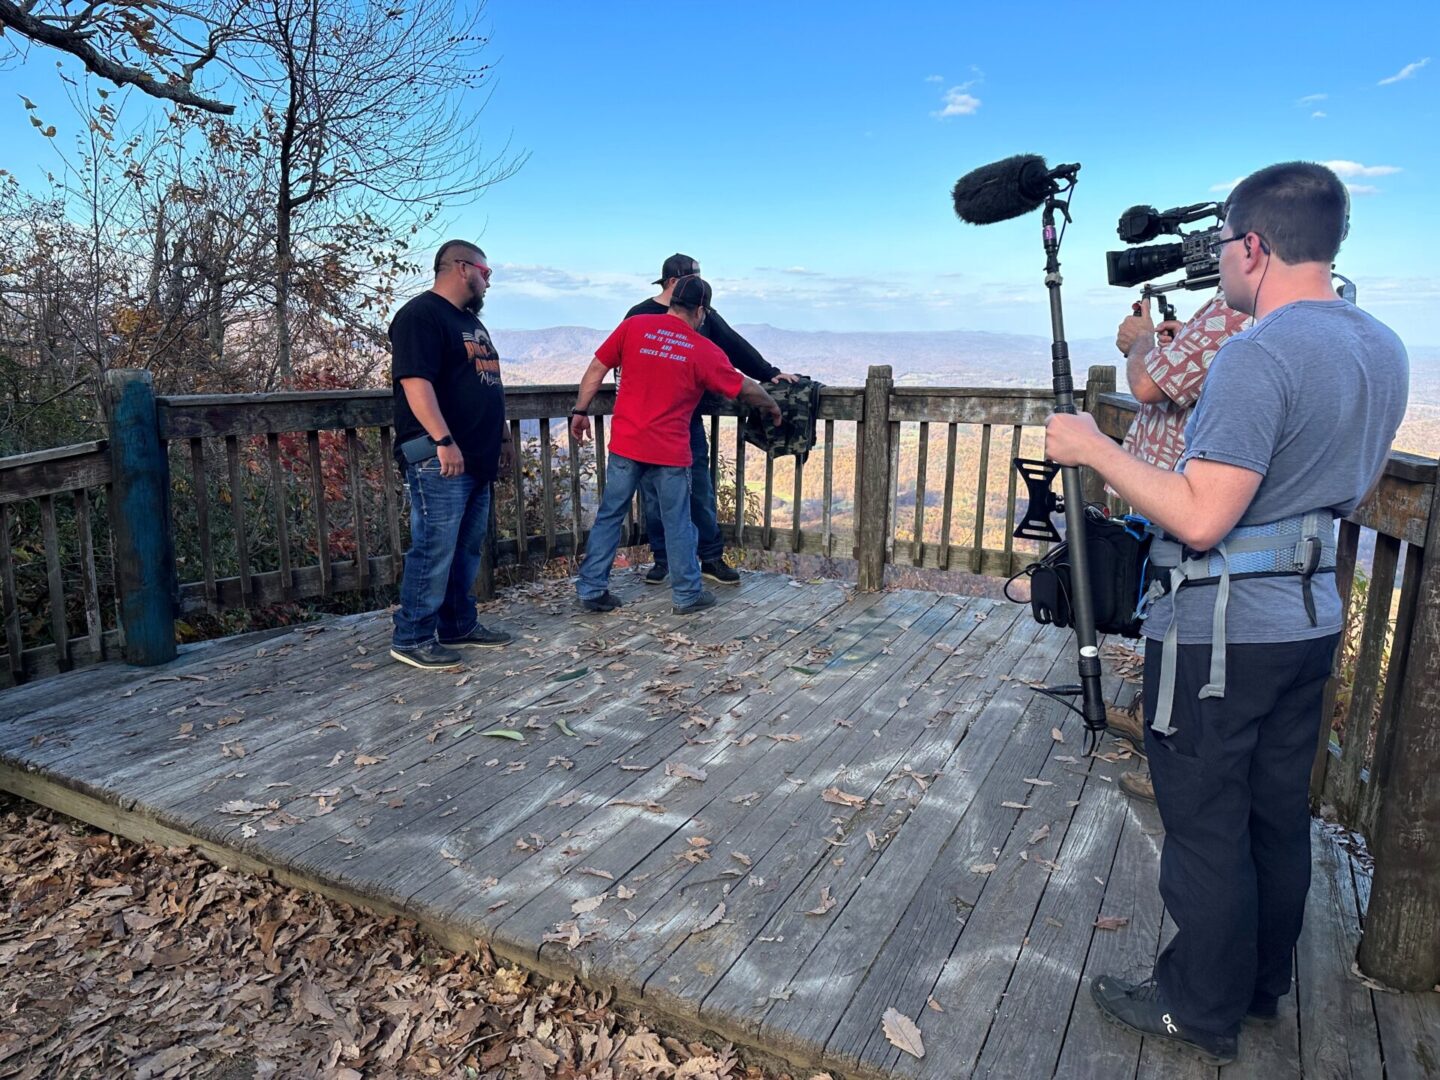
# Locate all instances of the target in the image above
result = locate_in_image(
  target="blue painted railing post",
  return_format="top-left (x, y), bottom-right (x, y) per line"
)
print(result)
top-left (103, 369), bottom-right (177, 665)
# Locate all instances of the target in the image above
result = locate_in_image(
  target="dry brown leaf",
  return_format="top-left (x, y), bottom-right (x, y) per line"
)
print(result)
top-left (572, 892), bottom-right (608, 915)
top-left (822, 786), bottom-right (867, 809)
top-left (693, 902), bottom-right (726, 932)
top-left (1001, 801), bottom-right (1032, 810)
top-left (1023, 777), bottom-right (1054, 786)
top-left (806, 886), bottom-right (837, 916)
top-left (665, 762), bottom-right (708, 782)
top-left (969, 862), bottom-right (999, 875)
top-left (881, 1007), bottom-right (925, 1059)
top-left (354, 753), bottom-right (387, 767)
top-left (1027, 823), bottom-right (1052, 846)
top-left (617, 885), bottom-right (636, 900)
top-left (1051, 726), bottom-right (1065, 743)
top-left (927, 995), bottom-right (945, 1012)
top-left (577, 866), bottom-right (614, 880)
top-left (1094, 914), bottom-right (1130, 931)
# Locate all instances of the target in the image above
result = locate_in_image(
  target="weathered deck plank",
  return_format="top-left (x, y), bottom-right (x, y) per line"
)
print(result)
top-left (0, 572), bottom-right (1417, 1079)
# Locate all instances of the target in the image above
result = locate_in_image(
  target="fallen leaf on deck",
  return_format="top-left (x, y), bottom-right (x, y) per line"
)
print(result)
top-left (553, 667), bottom-right (589, 682)
top-left (354, 753), bottom-right (387, 767)
top-left (1023, 777), bottom-right (1054, 787)
top-left (881, 1007), bottom-right (925, 1059)
top-left (556, 719), bottom-right (578, 737)
top-left (692, 902), bottom-right (726, 933)
top-left (577, 867), bottom-right (613, 880)
top-left (731, 852), bottom-right (752, 867)
top-left (822, 787), bottom-right (867, 809)
top-left (1027, 823), bottom-right (1052, 846)
top-left (790, 665), bottom-right (822, 676)
top-left (969, 862), bottom-right (999, 875)
top-left (571, 892), bottom-right (608, 915)
top-left (1001, 801), bottom-right (1032, 810)
top-left (1051, 726), bottom-right (1065, 743)
top-left (665, 762), bottom-right (708, 782)
top-left (767, 733), bottom-right (803, 743)
top-left (482, 729), bottom-right (525, 741)
top-left (617, 885), bottom-right (636, 900)
top-left (806, 887), bottom-right (836, 916)
top-left (1094, 915), bottom-right (1130, 931)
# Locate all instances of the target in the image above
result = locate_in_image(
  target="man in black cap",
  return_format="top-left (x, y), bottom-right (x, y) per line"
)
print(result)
top-left (573, 275), bottom-right (782, 614)
top-left (624, 254), bottom-right (798, 586)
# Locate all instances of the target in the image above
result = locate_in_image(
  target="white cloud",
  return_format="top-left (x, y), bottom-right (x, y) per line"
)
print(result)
top-left (1322, 160), bottom-right (1401, 178)
top-left (1378, 57), bottom-right (1430, 84)
top-left (1345, 184), bottom-right (1381, 196)
top-left (1209, 176), bottom-right (1245, 193)
top-left (1296, 92), bottom-right (1328, 105)
top-left (924, 74), bottom-right (944, 83)
top-left (1312, 111), bottom-right (1327, 119)
top-left (934, 89), bottom-right (981, 118)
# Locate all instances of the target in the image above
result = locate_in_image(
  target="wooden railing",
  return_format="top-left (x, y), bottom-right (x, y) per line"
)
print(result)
top-left (2, 367), bottom-right (1437, 989)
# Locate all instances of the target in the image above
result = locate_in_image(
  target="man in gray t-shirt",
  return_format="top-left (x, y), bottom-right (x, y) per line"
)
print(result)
top-left (1045, 162), bottom-right (1408, 1065)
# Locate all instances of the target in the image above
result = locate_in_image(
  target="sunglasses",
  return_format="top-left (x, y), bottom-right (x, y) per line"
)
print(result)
top-left (455, 259), bottom-right (492, 280)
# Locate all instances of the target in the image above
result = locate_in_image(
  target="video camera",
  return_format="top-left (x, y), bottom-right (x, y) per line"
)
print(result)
top-left (1105, 201), bottom-right (1225, 321)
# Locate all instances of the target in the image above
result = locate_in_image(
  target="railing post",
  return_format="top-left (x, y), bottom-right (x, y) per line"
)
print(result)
top-left (1081, 365), bottom-right (1117, 505)
top-left (1357, 471), bottom-right (1440, 989)
top-left (856, 365), bottom-right (893, 592)
top-left (103, 369), bottom-right (177, 665)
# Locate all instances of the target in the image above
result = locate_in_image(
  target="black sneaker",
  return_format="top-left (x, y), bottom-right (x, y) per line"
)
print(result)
top-left (701, 559), bottom-right (741, 586)
top-left (644, 563), bottom-right (668, 585)
top-left (673, 589), bottom-right (717, 615)
top-left (1246, 997), bottom-right (1280, 1026)
top-left (440, 624), bottom-right (512, 649)
top-left (576, 591), bottom-right (623, 613)
top-left (1091, 975), bottom-right (1237, 1065)
top-left (389, 641), bottom-right (464, 671)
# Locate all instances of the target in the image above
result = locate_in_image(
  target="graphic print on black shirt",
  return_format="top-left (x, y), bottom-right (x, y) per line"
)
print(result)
top-left (389, 291), bottom-right (506, 484)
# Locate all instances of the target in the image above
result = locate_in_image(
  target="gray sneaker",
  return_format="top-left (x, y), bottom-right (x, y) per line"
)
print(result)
top-left (672, 589), bottom-right (717, 615)
top-left (644, 563), bottom-right (668, 585)
top-left (390, 640), bottom-right (463, 670)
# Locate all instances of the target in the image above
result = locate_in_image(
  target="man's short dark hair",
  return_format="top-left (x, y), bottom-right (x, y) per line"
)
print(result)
top-left (434, 239), bottom-right (486, 274)
top-left (1225, 162), bottom-right (1349, 265)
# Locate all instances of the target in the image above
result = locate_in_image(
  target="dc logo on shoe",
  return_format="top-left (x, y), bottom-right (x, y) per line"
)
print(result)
top-left (1162, 1013), bottom-right (1178, 1035)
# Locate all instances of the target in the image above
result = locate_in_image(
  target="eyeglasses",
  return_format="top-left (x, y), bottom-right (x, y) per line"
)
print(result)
top-left (454, 259), bottom-right (492, 280)
top-left (1207, 234), bottom-right (1247, 258)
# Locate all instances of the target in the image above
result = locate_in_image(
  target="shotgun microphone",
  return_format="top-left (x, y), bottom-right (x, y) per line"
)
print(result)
top-left (951, 155), bottom-right (1079, 225)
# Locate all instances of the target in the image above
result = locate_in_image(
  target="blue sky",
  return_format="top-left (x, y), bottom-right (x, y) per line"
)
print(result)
top-left (3, 0), bottom-right (1436, 344)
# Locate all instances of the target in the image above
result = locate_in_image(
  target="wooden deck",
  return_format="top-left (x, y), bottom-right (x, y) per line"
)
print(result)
top-left (1, 570), bottom-right (1434, 1079)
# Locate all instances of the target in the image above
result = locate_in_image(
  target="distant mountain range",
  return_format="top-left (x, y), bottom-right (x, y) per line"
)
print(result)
top-left (495, 324), bottom-right (1440, 410)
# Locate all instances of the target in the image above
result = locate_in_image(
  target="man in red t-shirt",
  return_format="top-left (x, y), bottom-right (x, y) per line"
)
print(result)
top-left (570, 276), bottom-right (781, 614)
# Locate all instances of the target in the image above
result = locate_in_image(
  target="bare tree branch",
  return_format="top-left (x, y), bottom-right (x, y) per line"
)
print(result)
top-left (0, 0), bottom-right (236, 114)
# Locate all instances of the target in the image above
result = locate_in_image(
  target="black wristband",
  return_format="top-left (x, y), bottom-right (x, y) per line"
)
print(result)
top-left (570, 409), bottom-right (588, 416)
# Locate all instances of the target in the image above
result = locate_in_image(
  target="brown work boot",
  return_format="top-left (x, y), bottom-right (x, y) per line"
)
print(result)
top-left (1105, 693), bottom-right (1147, 753)
top-left (1119, 769), bottom-right (1155, 803)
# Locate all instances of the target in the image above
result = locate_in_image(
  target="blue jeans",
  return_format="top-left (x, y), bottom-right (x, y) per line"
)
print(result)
top-left (643, 411), bottom-right (724, 565)
top-left (392, 460), bottom-right (491, 648)
top-left (578, 453), bottom-right (704, 604)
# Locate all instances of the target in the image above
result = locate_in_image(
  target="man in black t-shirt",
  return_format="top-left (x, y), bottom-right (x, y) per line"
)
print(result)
top-left (388, 239), bottom-right (512, 670)
top-left (625, 254), bottom-right (798, 586)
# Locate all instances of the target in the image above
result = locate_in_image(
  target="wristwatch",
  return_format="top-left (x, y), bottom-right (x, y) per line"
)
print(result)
top-left (428, 434), bottom-right (455, 447)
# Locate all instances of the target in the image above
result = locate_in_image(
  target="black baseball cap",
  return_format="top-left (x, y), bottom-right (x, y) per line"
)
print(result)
top-left (668, 274), bottom-right (712, 311)
top-left (653, 252), bottom-right (700, 285)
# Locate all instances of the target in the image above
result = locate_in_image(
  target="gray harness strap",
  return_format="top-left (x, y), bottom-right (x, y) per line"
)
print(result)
top-left (1144, 511), bottom-right (1335, 736)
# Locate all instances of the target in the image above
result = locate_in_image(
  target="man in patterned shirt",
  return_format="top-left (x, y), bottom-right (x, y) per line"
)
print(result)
top-left (1106, 293), bottom-right (1251, 799)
